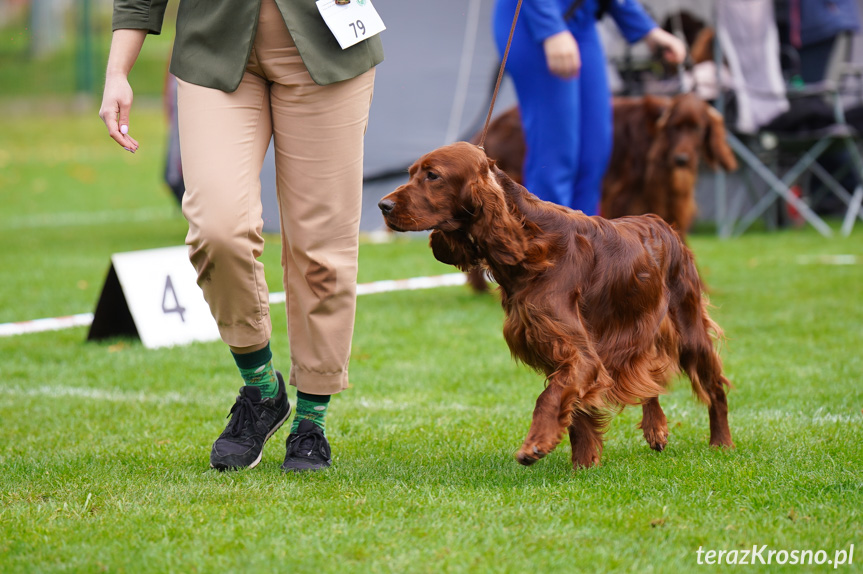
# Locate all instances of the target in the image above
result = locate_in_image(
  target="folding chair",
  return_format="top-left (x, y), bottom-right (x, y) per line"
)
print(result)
top-left (714, 0), bottom-right (863, 237)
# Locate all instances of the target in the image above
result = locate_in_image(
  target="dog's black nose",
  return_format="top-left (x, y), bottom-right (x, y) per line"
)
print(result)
top-left (378, 199), bottom-right (395, 215)
top-left (673, 153), bottom-right (690, 167)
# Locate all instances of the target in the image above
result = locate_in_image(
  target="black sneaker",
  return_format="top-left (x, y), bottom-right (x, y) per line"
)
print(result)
top-left (281, 419), bottom-right (332, 472)
top-left (210, 371), bottom-right (291, 471)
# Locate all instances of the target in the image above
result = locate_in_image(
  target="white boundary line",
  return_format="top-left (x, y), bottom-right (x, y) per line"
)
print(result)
top-left (0, 313), bottom-right (95, 337)
top-left (0, 273), bottom-right (468, 338)
top-left (3, 206), bottom-right (178, 230)
top-left (795, 254), bottom-right (860, 265)
top-left (0, 384), bottom-right (190, 405)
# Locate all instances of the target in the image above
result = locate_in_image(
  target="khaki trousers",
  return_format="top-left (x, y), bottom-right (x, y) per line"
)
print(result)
top-left (177, 0), bottom-right (375, 395)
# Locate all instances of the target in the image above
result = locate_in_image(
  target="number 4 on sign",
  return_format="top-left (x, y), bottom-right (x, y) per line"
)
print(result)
top-left (161, 275), bottom-right (187, 323)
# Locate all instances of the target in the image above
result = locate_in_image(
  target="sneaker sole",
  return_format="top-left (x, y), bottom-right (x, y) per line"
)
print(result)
top-left (210, 403), bottom-right (292, 471)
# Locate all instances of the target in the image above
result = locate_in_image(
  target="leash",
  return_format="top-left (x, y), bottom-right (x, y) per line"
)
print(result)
top-left (478, 0), bottom-right (523, 150)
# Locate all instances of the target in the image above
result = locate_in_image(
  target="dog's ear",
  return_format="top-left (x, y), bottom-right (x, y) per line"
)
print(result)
top-left (467, 172), bottom-right (527, 266)
top-left (645, 96), bottom-right (671, 137)
top-left (690, 27), bottom-right (715, 64)
top-left (704, 106), bottom-right (738, 171)
top-left (429, 229), bottom-right (478, 271)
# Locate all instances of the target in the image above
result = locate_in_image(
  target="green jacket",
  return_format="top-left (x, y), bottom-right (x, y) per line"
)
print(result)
top-left (113, 0), bottom-right (384, 91)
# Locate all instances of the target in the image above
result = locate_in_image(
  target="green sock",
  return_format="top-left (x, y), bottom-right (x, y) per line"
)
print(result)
top-left (291, 391), bottom-right (330, 434)
top-left (231, 343), bottom-right (279, 399)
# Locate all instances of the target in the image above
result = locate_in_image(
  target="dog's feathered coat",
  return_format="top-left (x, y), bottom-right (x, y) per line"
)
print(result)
top-left (379, 142), bottom-right (733, 469)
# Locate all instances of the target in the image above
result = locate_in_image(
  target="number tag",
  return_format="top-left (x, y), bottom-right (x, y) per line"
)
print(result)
top-left (316, 0), bottom-right (386, 50)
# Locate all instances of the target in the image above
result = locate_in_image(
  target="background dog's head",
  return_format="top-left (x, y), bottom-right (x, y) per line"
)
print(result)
top-left (652, 92), bottom-right (738, 175)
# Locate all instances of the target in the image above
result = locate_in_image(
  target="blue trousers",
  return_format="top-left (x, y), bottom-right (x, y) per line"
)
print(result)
top-left (494, 15), bottom-right (611, 214)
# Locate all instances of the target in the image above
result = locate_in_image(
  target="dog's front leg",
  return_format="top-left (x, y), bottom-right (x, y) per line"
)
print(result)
top-left (516, 358), bottom-right (609, 466)
top-left (516, 380), bottom-right (566, 466)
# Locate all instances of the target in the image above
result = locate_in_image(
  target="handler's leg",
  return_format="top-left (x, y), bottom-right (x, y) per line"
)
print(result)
top-left (275, 66), bottom-right (375, 390)
top-left (571, 24), bottom-right (612, 216)
top-left (254, 0), bottom-right (375, 470)
top-left (178, 74), bottom-right (274, 350)
top-left (178, 70), bottom-right (293, 470)
top-left (263, 38), bottom-right (374, 399)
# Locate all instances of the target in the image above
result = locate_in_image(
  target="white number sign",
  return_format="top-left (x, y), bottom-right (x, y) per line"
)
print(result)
top-left (316, 0), bottom-right (386, 50)
top-left (107, 246), bottom-right (220, 349)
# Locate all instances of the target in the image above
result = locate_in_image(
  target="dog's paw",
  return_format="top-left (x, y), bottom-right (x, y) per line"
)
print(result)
top-left (643, 427), bottom-right (669, 452)
top-left (515, 445), bottom-right (547, 466)
top-left (709, 435), bottom-right (735, 449)
top-left (570, 441), bottom-right (602, 469)
top-left (571, 451), bottom-right (601, 470)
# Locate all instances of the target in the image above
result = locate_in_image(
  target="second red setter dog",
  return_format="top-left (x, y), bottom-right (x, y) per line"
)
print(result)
top-left (379, 142), bottom-right (733, 470)
top-left (479, 94), bottom-right (738, 238)
top-left (601, 93), bottom-right (738, 237)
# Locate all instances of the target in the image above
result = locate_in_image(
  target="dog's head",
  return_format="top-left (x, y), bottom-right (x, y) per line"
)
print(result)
top-left (378, 142), bottom-right (490, 233)
top-left (654, 93), bottom-right (738, 173)
top-left (379, 142), bottom-right (527, 269)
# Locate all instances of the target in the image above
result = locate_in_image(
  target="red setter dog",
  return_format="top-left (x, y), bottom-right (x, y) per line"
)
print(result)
top-left (479, 94), bottom-right (737, 238)
top-left (378, 142), bottom-right (733, 470)
top-left (601, 93), bottom-right (738, 238)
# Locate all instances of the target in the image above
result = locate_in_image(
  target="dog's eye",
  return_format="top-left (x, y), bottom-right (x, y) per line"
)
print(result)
top-left (426, 171), bottom-right (440, 181)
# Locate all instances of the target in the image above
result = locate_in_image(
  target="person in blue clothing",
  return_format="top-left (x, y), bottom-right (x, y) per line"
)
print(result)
top-left (493, 0), bottom-right (687, 214)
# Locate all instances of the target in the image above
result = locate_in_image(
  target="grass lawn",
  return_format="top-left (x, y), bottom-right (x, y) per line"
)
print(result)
top-left (1, 104), bottom-right (862, 573)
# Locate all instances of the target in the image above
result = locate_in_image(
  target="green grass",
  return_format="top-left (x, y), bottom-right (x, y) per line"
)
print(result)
top-left (1, 106), bottom-right (863, 573)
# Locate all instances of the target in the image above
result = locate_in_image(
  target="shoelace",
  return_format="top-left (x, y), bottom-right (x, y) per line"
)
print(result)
top-left (224, 392), bottom-right (260, 438)
top-left (288, 428), bottom-right (324, 458)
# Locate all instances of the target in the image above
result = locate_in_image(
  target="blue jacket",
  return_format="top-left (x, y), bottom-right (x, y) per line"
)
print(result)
top-left (506, 0), bottom-right (654, 44)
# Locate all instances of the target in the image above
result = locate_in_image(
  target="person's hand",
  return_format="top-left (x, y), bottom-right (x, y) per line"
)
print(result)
top-left (644, 27), bottom-right (687, 65)
top-left (543, 30), bottom-right (581, 79)
top-left (99, 72), bottom-right (139, 153)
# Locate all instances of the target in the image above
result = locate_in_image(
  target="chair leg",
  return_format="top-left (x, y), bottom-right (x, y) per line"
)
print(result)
top-left (842, 186), bottom-right (863, 236)
top-left (786, 141), bottom-right (863, 233)
top-left (727, 134), bottom-right (833, 237)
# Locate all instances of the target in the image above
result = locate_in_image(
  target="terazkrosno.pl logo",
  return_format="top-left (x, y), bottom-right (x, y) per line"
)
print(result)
top-left (696, 544), bottom-right (854, 567)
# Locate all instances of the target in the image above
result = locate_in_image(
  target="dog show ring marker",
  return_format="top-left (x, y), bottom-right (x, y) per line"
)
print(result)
top-left (88, 246), bottom-right (220, 349)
